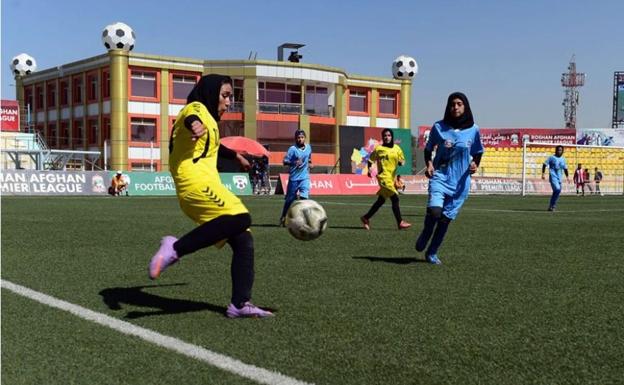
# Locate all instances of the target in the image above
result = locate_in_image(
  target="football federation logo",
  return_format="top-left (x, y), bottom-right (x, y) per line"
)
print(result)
top-left (444, 140), bottom-right (453, 148)
top-left (233, 176), bottom-right (248, 190)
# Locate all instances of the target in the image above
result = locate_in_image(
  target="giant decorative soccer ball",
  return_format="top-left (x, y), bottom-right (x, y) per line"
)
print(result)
top-left (102, 22), bottom-right (135, 51)
top-left (285, 199), bottom-right (328, 241)
top-left (392, 55), bottom-right (418, 80)
top-left (10, 53), bottom-right (37, 76)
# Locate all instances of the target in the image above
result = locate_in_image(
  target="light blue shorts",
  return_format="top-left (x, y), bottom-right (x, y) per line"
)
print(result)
top-left (286, 178), bottom-right (310, 199)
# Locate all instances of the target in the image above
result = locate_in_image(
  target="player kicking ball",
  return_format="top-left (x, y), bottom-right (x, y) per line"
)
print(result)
top-left (542, 145), bottom-right (569, 211)
top-left (415, 92), bottom-right (484, 264)
top-left (148, 75), bottom-right (272, 318)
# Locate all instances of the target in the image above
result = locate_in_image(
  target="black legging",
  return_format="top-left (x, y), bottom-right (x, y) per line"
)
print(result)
top-left (173, 213), bottom-right (254, 306)
top-left (363, 194), bottom-right (403, 225)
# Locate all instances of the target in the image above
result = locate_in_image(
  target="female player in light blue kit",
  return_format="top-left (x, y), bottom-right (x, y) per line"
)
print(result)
top-left (280, 130), bottom-right (312, 225)
top-left (415, 92), bottom-right (484, 264)
top-left (542, 145), bottom-right (569, 211)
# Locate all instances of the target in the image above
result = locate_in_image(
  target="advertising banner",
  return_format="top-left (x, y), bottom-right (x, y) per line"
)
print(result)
top-left (1, 170), bottom-right (108, 195)
top-left (400, 175), bottom-right (429, 194)
top-left (279, 173), bottom-right (379, 195)
top-left (220, 173), bottom-right (253, 195)
top-left (576, 128), bottom-right (624, 147)
top-left (1, 100), bottom-right (20, 131)
top-left (417, 126), bottom-right (576, 148)
top-left (279, 174), bottom-right (342, 195)
top-left (0, 170), bottom-right (252, 196)
top-left (275, 174), bottom-right (617, 195)
top-left (616, 72), bottom-right (624, 123)
top-left (106, 172), bottom-right (252, 196)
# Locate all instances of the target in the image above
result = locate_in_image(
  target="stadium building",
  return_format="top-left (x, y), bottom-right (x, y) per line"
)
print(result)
top-left (8, 25), bottom-right (413, 172)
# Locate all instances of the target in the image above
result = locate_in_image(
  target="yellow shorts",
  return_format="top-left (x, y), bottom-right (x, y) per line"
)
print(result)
top-left (178, 183), bottom-right (248, 225)
top-left (376, 177), bottom-right (398, 198)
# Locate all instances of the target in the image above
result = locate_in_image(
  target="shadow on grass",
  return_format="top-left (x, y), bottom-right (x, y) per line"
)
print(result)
top-left (329, 225), bottom-right (368, 230)
top-left (353, 256), bottom-right (427, 264)
top-left (99, 283), bottom-right (227, 319)
top-left (251, 223), bottom-right (281, 228)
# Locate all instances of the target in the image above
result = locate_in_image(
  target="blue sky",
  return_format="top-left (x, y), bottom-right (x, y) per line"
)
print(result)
top-left (2, 0), bottom-right (622, 129)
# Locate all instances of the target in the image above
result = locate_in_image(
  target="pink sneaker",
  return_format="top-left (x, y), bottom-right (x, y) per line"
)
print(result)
top-left (360, 216), bottom-right (370, 230)
top-left (226, 302), bottom-right (274, 318)
top-left (398, 220), bottom-right (412, 230)
top-left (148, 236), bottom-right (179, 279)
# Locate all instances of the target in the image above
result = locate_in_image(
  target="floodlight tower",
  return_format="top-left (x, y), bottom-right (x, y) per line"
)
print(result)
top-left (561, 55), bottom-right (585, 129)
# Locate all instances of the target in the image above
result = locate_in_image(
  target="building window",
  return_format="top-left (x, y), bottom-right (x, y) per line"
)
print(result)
top-left (35, 85), bottom-right (44, 111)
top-left (87, 119), bottom-right (99, 145)
top-left (305, 86), bottom-right (329, 116)
top-left (102, 70), bottom-right (110, 99)
top-left (258, 82), bottom-right (301, 104)
top-left (72, 120), bottom-right (84, 148)
top-left (131, 70), bottom-right (157, 98)
top-left (47, 82), bottom-right (57, 108)
top-left (60, 121), bottom-right (70, 147)
top-left (258, 82), bottom-right (301, 114)
top-left (233, 78), bottom-right (244, 102)
top-left (171, 73), bottom-right (197, 101)
top-left (378, 91), bottom-right (398, 116)
top-left (130, 117), bottom-right (156, 142)
top-left (73, 76), bottom-right (83, 104)
top-left (131, 161), bottom-right (156, 171)
top-left (349, 89), bottom-right (368, 113)
top-left (60, 80), bottom-right (69, 106)
top-left (47, 122), bottom-right (57, 145)
top-left (87, 73), bottom-right (98, 101)
top-left (24, 87), bottom-right (34, 110)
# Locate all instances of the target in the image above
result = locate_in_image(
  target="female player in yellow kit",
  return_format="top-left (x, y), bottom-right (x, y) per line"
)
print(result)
top-left (148, 74), bottom-right (272, 318)
top-left (360, 128), bottom-right (411, 230)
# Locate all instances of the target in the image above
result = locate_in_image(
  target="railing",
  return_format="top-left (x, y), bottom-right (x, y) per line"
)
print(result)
top-left (258, 103), bottom-right (302, 115)
top-left (228, 102), bottom-right (244, 113)
top-left (229, 103), bottom-right (334, 117)
top-left (304, 106), bottom-right (334, 117)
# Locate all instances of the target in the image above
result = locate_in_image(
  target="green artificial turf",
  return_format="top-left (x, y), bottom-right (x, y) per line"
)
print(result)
top-left (2, 195), bottom-right (623, 384)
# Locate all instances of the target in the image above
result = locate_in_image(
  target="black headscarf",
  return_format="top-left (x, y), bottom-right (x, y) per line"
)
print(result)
top-left (443, 92), bottom-right (474, 129)
top-left (381, 128), bottom-right (394, 148)
top-left (186, 74), bottom-right (232, 122)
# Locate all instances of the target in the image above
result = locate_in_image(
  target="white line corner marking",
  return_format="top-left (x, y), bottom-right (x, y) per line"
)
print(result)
top-left (1, 280), bottom-right (312, 385)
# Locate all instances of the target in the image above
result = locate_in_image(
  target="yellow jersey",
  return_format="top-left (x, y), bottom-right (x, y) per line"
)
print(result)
top-left (169, 102), bottom-right (221, 192)
top-left (169, 101), bottom-right (247, 224)
top-left (370, 144), bottom-right (405, 184)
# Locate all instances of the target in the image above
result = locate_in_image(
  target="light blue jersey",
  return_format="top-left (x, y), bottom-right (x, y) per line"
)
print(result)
top-left (425, 121), bottom-right (484, 219)
top-left (544, 155), bottom-right (567, 184)
top-left (284, 144), bottom-right (312, 182)
top-left (544, 154), bottom-right (567, 209)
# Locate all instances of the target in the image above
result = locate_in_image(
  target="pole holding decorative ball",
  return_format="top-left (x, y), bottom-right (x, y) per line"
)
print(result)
top-left (102, 22), bottom-right (134, 172)
top-left (392, 55), bottom-right (417, 129)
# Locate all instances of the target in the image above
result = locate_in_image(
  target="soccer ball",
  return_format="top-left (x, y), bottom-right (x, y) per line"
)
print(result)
top-left (102, 22), bottom-right (135, 51)
top-left (285, 199), bottom-right (328, 241)
top-left (10, 53), bottom-right (37, 76)
top-left (392, 55), bottom-right (418, 80)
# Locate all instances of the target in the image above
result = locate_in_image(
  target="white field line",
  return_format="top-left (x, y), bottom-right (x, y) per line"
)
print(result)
top-left (312, 200), bottom-right (624, 214)
top-left (1, 280), bottom-right (312, 385)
